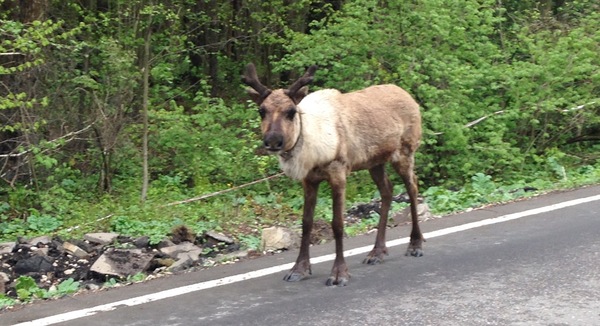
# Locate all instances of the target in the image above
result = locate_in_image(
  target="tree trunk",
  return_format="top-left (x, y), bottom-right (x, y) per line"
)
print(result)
top-left (140, 14), bottom-right (152, 203)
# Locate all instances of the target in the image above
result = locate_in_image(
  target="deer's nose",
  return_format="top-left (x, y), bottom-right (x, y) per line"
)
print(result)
top-left (263, 133), bottom-right (284, 151)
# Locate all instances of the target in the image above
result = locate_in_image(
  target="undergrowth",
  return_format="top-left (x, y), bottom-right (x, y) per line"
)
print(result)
top-left (1, 161), bottom-right (598, 245)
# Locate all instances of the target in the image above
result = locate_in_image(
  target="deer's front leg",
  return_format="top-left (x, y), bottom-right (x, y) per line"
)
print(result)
top-left (325, 174), bottom-right (350, 286)
top-left (284, 179), bottom-right (320, 282)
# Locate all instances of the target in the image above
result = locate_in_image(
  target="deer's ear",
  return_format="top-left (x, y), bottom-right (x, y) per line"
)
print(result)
top-left (287, 86), bottom-right (309, 104)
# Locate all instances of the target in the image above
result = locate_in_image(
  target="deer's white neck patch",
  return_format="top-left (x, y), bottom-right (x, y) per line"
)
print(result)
top-left (278, 89), bottom-right (340, 180)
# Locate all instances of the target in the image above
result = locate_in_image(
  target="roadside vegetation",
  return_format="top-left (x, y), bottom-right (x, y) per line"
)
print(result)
top-left (1, 0), bottom-right (599, 275)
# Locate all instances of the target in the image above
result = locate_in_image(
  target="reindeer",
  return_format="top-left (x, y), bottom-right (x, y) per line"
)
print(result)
top-left (242, 63), bottom-right (424, 286)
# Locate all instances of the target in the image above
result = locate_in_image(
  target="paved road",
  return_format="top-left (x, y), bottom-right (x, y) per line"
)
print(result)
top-left (2, 185), bottom-right (600, 326)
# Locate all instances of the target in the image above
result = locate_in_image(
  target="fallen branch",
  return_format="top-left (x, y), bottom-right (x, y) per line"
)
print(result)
top-left (432, 100), bottom-right (597, 136)
top-left (561, 101), bottom-right (596, 113)
top-left (433, 110), bottom-right (505, 135)
top-left (0, 123), bottom-right (94, 158)
top-left (162, 173), bottom-right (285, 207)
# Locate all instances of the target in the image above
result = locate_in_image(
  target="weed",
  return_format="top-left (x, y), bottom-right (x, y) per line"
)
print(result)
top-left (13, 276), bottom-right (80, 303)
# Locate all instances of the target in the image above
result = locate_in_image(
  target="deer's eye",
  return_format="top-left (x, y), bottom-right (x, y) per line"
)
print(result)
top-left (258, 107), bottom-right (266, 119)
top-left (286, 107), bottom-right (297, 120)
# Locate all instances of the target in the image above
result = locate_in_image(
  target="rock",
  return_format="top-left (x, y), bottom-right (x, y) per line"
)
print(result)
top-left (86, 283), bottom-right (100, 291)
top-left (261, 226), bottom-right (300, 251)
top-left (33, 247), bottom-right (50, 256)
top-left (84, 232), bottom-right (120, 245)
top-left (0, 272), bottom-right (8, 294)
top-left (167, 254), bottom-right (194, 272)
top-left (51, 239), bottom-right (64, 253)
top-left (177, 251), bottom-right (201, 263)
top-left (216, 250), bottom-right (249, 262)
top-left (206, 231), bottom-right (234, 244)
top-left (159, 242), bottom-right (203, 260)
top-left (90, 249), bottom-right (155, 278)
top-left (71, 239), bottom-right (95, 253)
top-left (63, 242), bottom-right (89, 259)
top-left (14, 255), bottom-right (55, 274)
top-left (155, 258), bottom-right (176, 268)
top-left (156, 239), bottom-right (175, 249)
top-left (0, 242), bottom-right (15, 255)
top-left (391, 203), bottom-right (433, 226)
top-left (28, 236), bottom-right (52, 246)
top-left (133, 236), bottom-right (150, 248)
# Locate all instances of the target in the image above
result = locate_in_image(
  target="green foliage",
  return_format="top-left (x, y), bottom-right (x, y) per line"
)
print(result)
top-left (110, 215), bottom-right (174, 245)
top-left (127, 272), bottom-right (147, 283)
top-left (278, 0), bottom-right (599, 186)
top-left (238, 234), bottom-right (261, 251)
top-left (25, 213), bottom-right (62, 234)
top-left (103, 278), bottom-right (119, 288)
top-left (0, 294), bottom-right (17, 309)
top-left (14, 276), bottom-right (79, 302)
top-left (15, 276), bottom-right (44, 301)
top-left (0, 208), bottom-right (62, 240)
top-left (345, 214), bottom-right (379, 237)
top-left (52, 278), bottom-right (80, 296)
top-left (1, 0), bottom-right (598, 249)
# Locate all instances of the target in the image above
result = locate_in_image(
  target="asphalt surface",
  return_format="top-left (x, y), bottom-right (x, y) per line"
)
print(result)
top-left (2, 185), bottom-right (599, 326)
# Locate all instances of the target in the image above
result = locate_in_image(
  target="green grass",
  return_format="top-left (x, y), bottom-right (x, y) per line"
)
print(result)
top-left (1, 163), bottom-right (599, 246)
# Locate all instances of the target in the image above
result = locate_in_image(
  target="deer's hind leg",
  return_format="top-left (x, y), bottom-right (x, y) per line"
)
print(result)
top-left (363, 164), bottom-right (393, 265)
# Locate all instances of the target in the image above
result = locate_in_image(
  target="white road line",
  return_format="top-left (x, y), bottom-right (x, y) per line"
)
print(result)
top-left (13, 193), bottom-right (600, 326)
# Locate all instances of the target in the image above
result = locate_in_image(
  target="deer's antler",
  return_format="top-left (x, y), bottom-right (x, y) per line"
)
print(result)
top-left (241, 63), bottom-right (271, 99)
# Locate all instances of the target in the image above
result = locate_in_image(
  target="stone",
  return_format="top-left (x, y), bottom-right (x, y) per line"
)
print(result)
top-left (167, 254), bottom-right (194, 272)
top-left (33, 247), bottom-right (50, 256)
top-left (159, 242), bottom-right (203, 259)
top-left (90, 249), bottom-right (155, 278)
top-left (133, 236), bottom-right (150, 248)
top-left (86, 283), bottom-right (100, 291)
top-left (206, 231), bottom-right (234, 244)
top-left (391, 203), bottom-right (433, 226)
top-left (156, 239), bottom-right (175, 249)
top-left (63, 241), bottom-right (89, 259)
top-left (83, 232), bottom-right (119, 245)
top-left (0, 242), bottom-right (15, 255)
top-left (0, 272), bottom-right (8, 294)
top-left (74, 238), bottom-right (96, 253)
top-left (261, 226), bottom-right (300, 251)
top-left (155, 258), bottom-right (176, 267)
top-left (177, 251), bottom-right (201, 263)
top-left (14, 255), bottom-right (55, 274)
top-left (28, 236), bottom-right (52, 246)
top-left (216, 250), bottom-right (249, 262)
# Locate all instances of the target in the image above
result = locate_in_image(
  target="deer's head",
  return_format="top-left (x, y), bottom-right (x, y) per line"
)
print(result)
top-left (242, 63), bottom-right (317, 154)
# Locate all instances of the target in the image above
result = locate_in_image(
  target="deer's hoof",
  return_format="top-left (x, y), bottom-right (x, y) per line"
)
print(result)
top-left (325, 275), bottom-right (349, 287)
top-left (283, 271), bottom-right (305, 282)
top-left (325, 264), bottom-right (350, 287)
top-left (283, 266), bottom-right (311, 282)
top-left (363, 247), bottom-right (388, 265)
top-left (405, 247), bottom-right (423, 257)
top-left (363, 256), bottom-right (382, 265)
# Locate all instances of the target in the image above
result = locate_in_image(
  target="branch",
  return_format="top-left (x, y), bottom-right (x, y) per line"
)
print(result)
top-left (566, 135), bottom-right (600, 144)
top-left (561, 101), bottom-right (597, 113)
top-left (162, 173), bottom-right (284, 207)
top-left (0, 123), bottom-right (95, 158)
top-left (432, 110), bottom-right (505, 135)
top-left (431, 101), bottom-right (597, 136)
